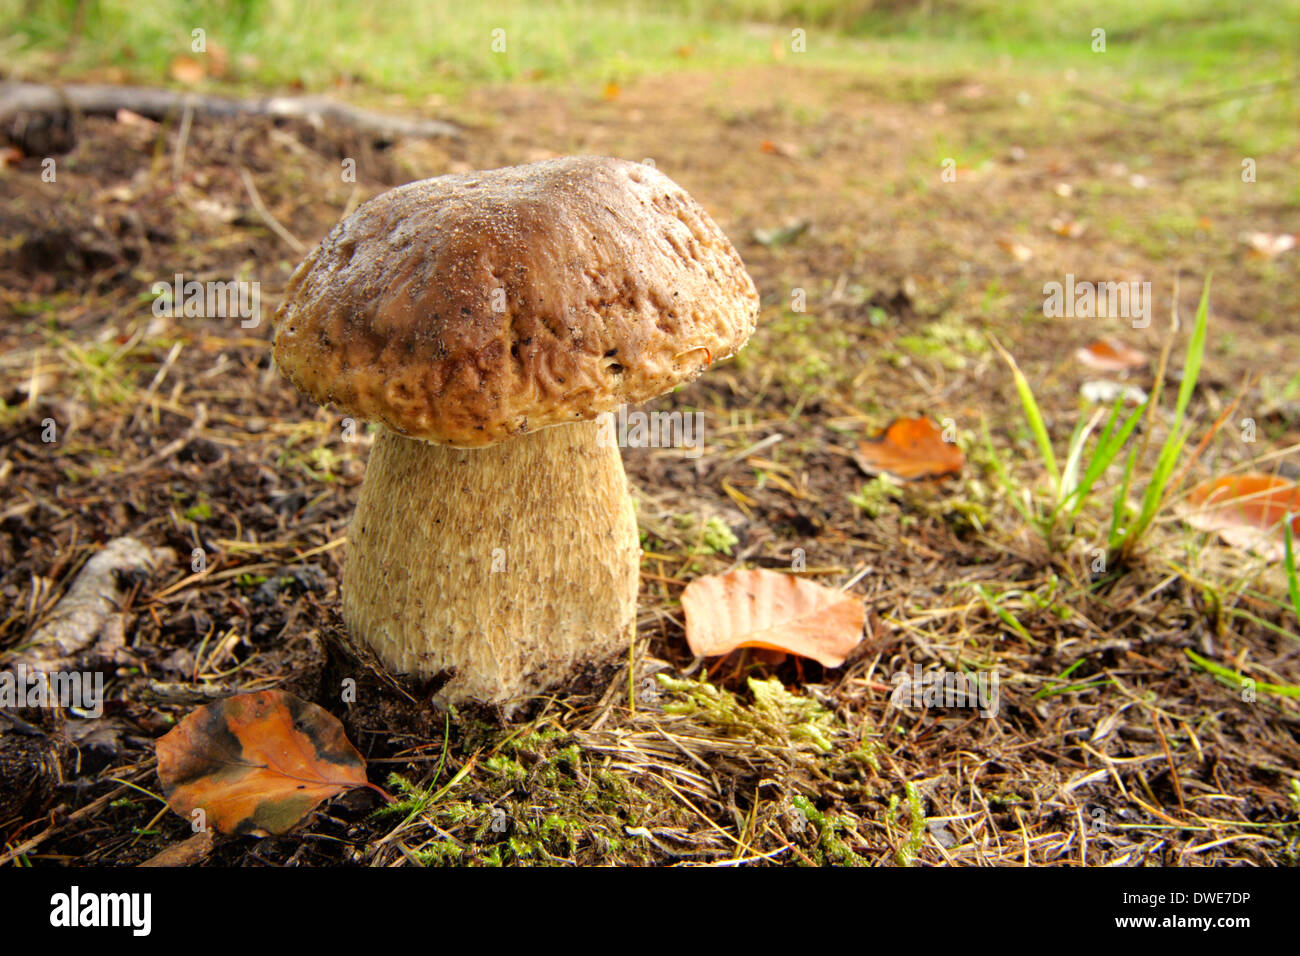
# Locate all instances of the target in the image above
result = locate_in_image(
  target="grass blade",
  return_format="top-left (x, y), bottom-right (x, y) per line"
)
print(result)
top-left (990, 335), bottom-right (1059, 494)
top-left (1285, 519), bottom-right (1300, 628)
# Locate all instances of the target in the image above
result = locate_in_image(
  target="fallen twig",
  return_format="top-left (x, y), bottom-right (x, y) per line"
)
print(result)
top-left (1, 81), bottom-right (461, 154)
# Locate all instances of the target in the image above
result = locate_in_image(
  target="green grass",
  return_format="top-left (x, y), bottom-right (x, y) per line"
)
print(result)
top-left (986, 277), bottom-right (1213, 561)
top-left (2, 0), bottom-right (1296, 101)
top-left (1110, 277), bottom-right (1211, 559)
top-left (1186, 648), bottom-right (1300, 699)
top-left (1286, 519), bottom-right (1300, 627)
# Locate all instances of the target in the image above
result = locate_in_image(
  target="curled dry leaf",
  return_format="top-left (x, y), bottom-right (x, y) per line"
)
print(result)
top-left (681, 568), bottom-right (864, 668)
top-left (156, 689), bottom-right (374, 836)
top-left (997, 238), bottom-right (1034, 262)
top-left (1181, 473), bottom-right (1300, 562)
top-left (115, 108), bottom-right (158, 129)
top-left (1241, 232), bottom-right (1296, 259)
top-left (1075, 336), bottom-right (1147, 372)
top-left (854, 416), bottom-right (965, 481)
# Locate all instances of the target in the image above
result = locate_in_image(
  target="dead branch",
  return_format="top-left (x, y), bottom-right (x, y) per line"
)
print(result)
top-left (7, 536), bottom-right (174, 674)
top-left (0, 81), bottom-right (460, 154)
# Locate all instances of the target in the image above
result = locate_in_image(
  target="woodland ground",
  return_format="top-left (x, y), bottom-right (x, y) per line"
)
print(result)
top-left (1, 3), bottom-right (1299, 866)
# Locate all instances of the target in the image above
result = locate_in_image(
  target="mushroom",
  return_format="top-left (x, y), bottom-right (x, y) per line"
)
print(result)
top-left (272, 156), bottom-right (759, 707)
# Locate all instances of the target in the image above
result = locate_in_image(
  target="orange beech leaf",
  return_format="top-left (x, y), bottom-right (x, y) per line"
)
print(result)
top-left (759, 139), bottom-right (797, 158)
top-left (854, 416), bottom-right (965, 481)
top-left (156, 690), bottom-right (375, 836)
top-left (682, 569), bottom-right (864, 667)
top-left (1181, 474), bottom-right (1300, 561)
top-left (1075, 336), bottom-right (1148, 372)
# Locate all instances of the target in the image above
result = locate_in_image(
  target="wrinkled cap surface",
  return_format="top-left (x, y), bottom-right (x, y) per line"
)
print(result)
top-left (272, 155), bottom-right (759, 446)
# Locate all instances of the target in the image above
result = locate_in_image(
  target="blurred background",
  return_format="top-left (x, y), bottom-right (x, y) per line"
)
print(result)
top-left (3, 0), bottom-right (1297, 96)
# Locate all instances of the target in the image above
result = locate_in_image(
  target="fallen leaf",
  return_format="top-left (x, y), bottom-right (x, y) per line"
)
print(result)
top-left (1181, 474), bottom-right (1300, 561)
top-left (156, 689), bottom-right (373, 836)
top-left (997, 238), bottom-right (1034, 262)
top-left (1241, 232), bottom-right (1296, 259)
top-left (115, 109), bottom-right (158, 129)
top-left (681, 568), bottom-right (864, 667)
top-left (854, 417), bottom-right (965, 481)
top-left (1076, 336), bottom-right (1148, 372)
top-left (602, 82), bottom-right (621, 101)
top-left (1049, 216), bottom-right (1086, 238)
top-left (168, 55), bottom-right (206, 85)
top-left (759, 139), bottom-right (798, 158)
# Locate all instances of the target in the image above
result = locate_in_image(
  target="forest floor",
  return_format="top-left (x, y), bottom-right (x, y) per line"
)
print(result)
top-left (2, 62), bottom-right (1299, 865)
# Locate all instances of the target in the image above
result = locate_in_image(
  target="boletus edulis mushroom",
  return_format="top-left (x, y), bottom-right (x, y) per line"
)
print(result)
top-left (272, 156), bottom-right (759, 707)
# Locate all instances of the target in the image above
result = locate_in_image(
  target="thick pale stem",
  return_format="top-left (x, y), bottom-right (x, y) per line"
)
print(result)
top-left (342, 420), bottom-right (640, 706)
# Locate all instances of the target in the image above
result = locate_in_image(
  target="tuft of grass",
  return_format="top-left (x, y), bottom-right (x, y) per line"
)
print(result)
top-left (1110, 277), bottom-right (1211, 560)
top-left (986, 276), bottom-right (1213, 562)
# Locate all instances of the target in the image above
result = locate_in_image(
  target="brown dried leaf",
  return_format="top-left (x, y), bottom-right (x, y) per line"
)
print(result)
top-left (854, 416), bottom-right (965, 481)
top-left (156, 689), bottom-right (370, 836)
top-left (1181, 474), bottom-right (1300, 562)
top-left (1075, 336), bottom-right (1148, 372)
top-left (681, 568), bottom-right (865, 667)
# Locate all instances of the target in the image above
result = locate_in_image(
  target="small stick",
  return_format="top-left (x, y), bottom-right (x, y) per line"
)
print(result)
top-left (239, 166), bottom-right (306, 253)
top-left (171, 99), bottom-right (193, 183)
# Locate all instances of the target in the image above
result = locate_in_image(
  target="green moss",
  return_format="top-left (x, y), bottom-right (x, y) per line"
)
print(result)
top-left (659, 674), bottom-right (838, 753)
top-left (791, 795), bottom-right (866, 866)
top-left (895, 782), bottom-right (926, 867)
top-left (849, 475), bottom-right (904, 517)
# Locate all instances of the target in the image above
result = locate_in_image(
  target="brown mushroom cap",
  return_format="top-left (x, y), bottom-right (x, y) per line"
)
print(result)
top-left (272, 156), bottom-right (759, 447)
